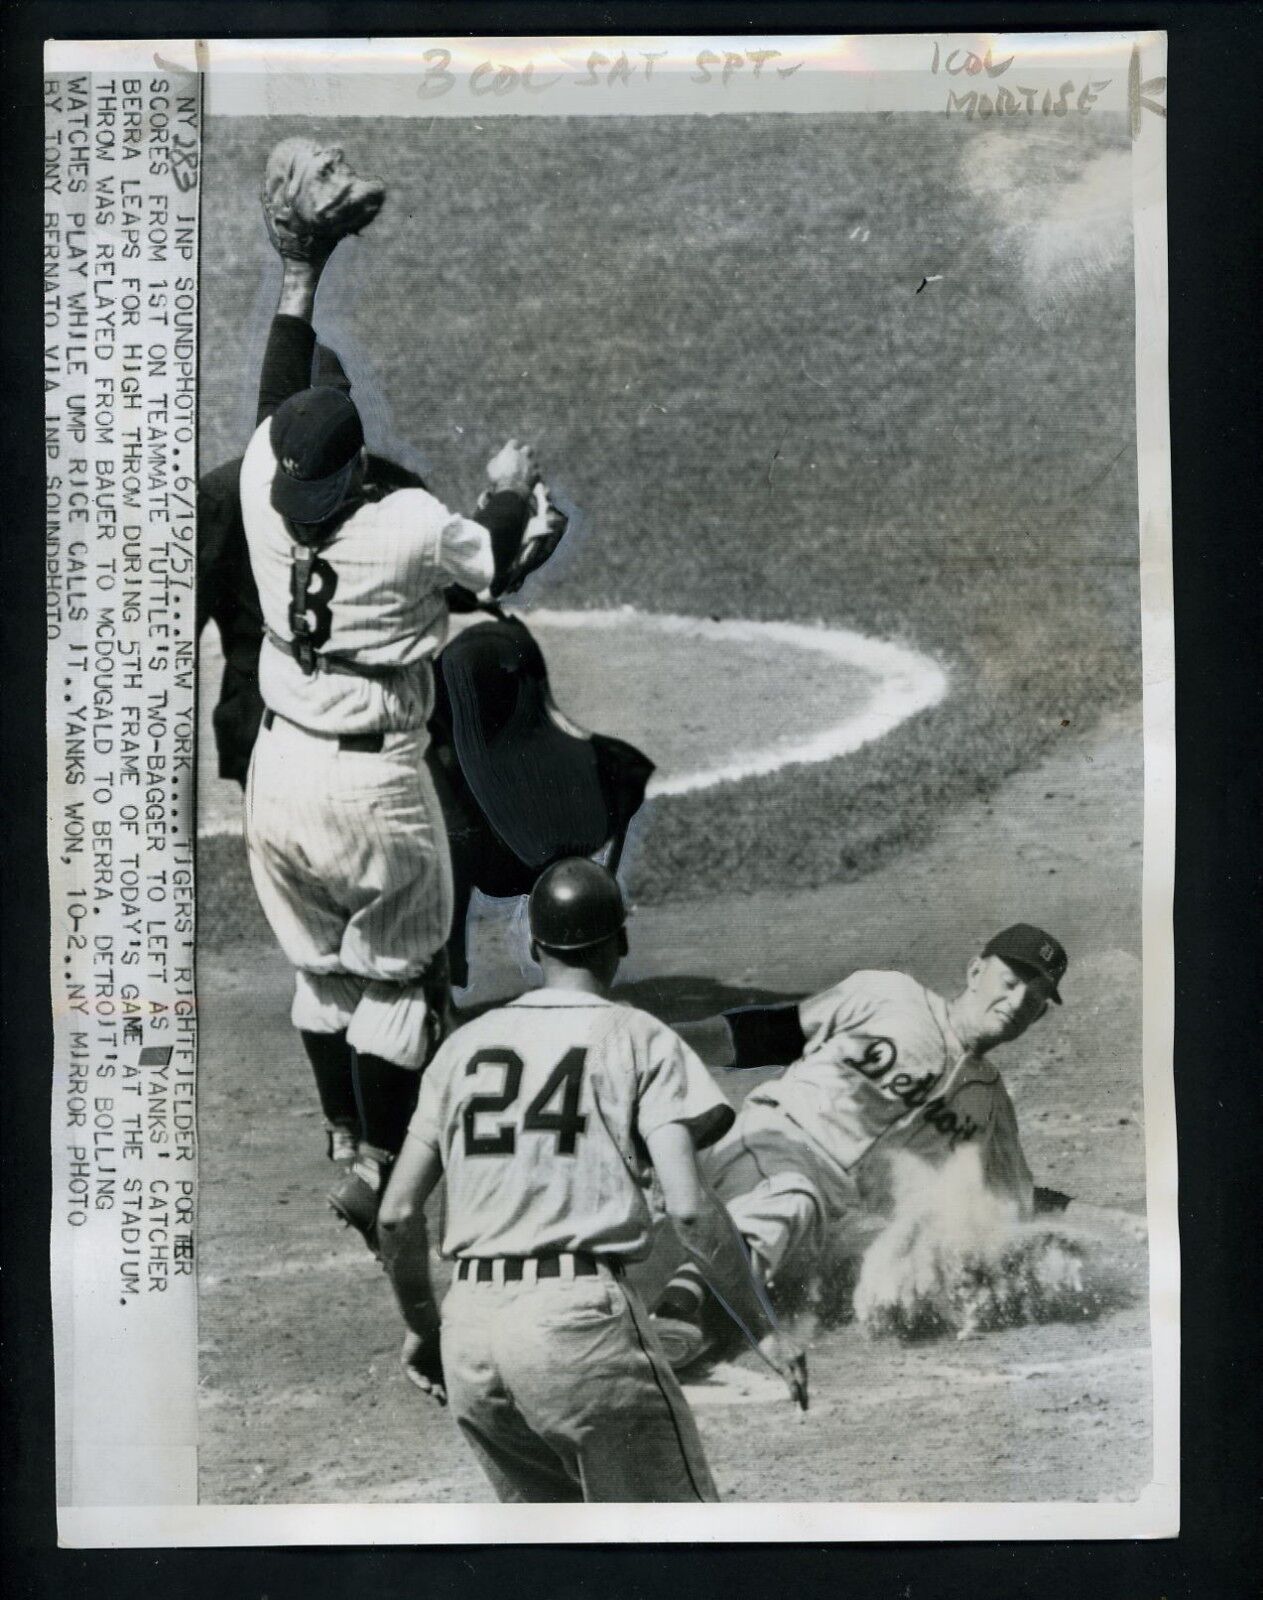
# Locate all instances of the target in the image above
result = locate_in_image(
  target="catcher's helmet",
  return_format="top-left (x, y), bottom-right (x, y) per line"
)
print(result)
top-left (528, 858), bottom-right (626, 951)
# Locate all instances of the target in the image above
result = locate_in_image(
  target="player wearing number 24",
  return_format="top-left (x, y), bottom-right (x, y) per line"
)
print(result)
top-left (378, 858), bottom-right (808, 1503)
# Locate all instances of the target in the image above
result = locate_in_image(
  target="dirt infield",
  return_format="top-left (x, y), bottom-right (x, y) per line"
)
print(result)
top-left (196, 701), bottom-right (1150, 1505)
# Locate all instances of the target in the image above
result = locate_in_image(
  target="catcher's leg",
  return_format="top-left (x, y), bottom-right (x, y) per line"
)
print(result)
top-left (345, 956), bottom-right (451, 1163)
top-left (330, 954), bottom-right (452, 1254)
top-left (246, 734), bottom-right (365, 1166)
top-left (317, 734), bottom-right (454, 1249)
top-left (291, 974), bottom-right (364, 1165)
top-left (300, 1029), bottom-right (360, 1165)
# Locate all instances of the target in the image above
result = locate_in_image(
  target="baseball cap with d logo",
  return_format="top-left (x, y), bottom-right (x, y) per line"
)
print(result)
top-left (269, 386), bottom-right (364, 525)
top-left (982, 923), bottom-right (1068, 1003)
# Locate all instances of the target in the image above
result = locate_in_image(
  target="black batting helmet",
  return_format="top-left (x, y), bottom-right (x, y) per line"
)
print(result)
top-left (528, 858), bottom-right (626, 951)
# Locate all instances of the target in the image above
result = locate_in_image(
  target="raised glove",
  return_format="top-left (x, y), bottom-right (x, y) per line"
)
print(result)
top-left (261, 139), bottom-right (386, 261)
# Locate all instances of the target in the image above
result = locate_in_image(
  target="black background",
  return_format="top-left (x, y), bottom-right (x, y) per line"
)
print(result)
top-left (2, 3), bottom-right (1260, 1595)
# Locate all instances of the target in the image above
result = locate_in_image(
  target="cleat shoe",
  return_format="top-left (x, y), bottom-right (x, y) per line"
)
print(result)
top-left (650, 1311), bottom-right (719, 1374)
top-left (325, 1124), bottom-right (359, 1167)
top-left (328, 1155), bottom-right (393, 1256)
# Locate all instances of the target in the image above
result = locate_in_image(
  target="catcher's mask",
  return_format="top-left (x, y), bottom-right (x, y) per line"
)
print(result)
top-left (270, 387), bottom-right (364, 525)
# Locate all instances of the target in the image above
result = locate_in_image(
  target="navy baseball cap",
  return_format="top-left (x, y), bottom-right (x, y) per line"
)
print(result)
top-left (269, 387), bottom-right (364, 525)
top-left (982, 923), bottom-right (1068, 1003)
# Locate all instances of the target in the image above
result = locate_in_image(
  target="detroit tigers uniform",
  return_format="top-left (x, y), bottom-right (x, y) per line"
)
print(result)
top-left (407, 989), bottom-right (734, 1502)
top-left (706, 970), bottom-right (1034, 1279)
top-left (240, 418), bottom-right (499, 1068)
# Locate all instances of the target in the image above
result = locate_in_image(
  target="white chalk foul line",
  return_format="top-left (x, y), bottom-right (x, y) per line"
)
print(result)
top-left (529, 608), bottom-right (948, 798)
top-left (196, 607), bottom-right (947, 834)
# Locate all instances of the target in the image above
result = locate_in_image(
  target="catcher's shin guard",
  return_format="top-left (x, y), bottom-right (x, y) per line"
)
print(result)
top-left (330, 959), bottom-right (451, 1254)
top-left (419, 948), bottom-right (453, 1061)
top-left (350, 1054), bottom-right (424, 1157)
top-left (301, 1030), bottom-right (361, 1158)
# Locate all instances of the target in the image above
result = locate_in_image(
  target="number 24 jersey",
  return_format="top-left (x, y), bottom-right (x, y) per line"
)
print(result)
top-left (407, 989), bottom-right (734, 1262)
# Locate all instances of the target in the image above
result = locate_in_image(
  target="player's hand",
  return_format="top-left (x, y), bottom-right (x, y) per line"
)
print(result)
top-left (400, 1329), bottom-right (447, 1406)
top-left (757, 1330), bottom-right (809, 1413)
top-left (493, 482), bottom-right (569, 597)
top-left (485, 439), bottom-right (540, 499)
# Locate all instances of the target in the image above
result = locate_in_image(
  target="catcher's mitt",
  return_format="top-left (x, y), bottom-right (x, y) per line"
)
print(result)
top-left (491, 482), bottom-right (570, 598)
top-left (261, 138), bottom-right (386, 261)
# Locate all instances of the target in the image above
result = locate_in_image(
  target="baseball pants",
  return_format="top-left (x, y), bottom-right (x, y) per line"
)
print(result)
top-left (441, 1266), bottom-right (718, 1502)
top-left (244, 715), bottom-right (454, 1068)
top-left (702, 1101), bottom-right (858, 1281)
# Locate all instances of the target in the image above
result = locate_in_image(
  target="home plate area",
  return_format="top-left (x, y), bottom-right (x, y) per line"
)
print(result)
top-left (682, 1362), bottom-right (791, 1409)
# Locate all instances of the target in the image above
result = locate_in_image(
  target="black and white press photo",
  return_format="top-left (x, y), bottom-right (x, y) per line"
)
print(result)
top-left (44, 33), bottom-right (1176, 1543)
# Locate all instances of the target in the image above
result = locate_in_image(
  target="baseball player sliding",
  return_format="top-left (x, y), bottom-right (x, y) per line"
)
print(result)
top-left (377, 859), bottom-right (808, 1503)
top-left (240, 140), bottom-right (566, 1249)
top-left (650, 923), bottom-right (1069, 1370)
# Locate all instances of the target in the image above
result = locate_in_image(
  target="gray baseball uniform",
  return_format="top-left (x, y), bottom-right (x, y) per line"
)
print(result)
top-left (406, 989), bottom-right (734, 1501)
top-left (709, 970), bottom-right (1034, 1277)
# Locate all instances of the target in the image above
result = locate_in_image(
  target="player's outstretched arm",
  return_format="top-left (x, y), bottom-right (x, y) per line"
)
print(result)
top-left (646, 1122), bottom-right (808, 1411)
top-left (255, 140), bottom-right (385, 421)
top-left (255, 294), bottom-right (321, 427)
top-left (378, 1136), bottom-right (447, 1403)
top-left (253, 241), bottom-right (336, 424)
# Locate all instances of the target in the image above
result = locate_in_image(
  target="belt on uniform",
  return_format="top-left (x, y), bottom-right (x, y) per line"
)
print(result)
top-left (264, 625), bottom-right (409, 683)
top-left (453, 1252), bottom-right (620, 1284)
top-left (262, 707), bottom-right (384, 754)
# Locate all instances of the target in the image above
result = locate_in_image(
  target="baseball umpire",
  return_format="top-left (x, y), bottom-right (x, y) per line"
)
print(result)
top-left (240, 140), bottom-right (566, 1247)
top-left (649, 923), bottom-right (1068, 1370)
top-left (377, 858), bottom-right (807, 1502)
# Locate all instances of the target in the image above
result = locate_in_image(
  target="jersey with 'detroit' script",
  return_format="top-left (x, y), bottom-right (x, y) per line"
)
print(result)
top-left (747, 969), bottom-right (1033, 1208)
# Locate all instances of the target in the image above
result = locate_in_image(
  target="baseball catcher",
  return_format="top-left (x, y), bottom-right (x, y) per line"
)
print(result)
top-left (243, 141), bottom-right (551, 1249)
top-left (199, 141), bottom-right (653, 1252)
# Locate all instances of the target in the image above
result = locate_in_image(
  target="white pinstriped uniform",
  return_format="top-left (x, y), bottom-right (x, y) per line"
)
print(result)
top-left (239, 419), bottom-right (497, 1068)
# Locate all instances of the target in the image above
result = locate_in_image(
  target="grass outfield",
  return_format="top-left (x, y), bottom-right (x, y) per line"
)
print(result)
top-left (197, 113), bottom-right (1139, 916)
